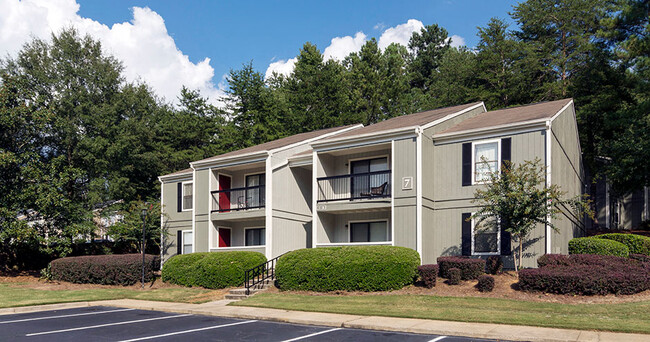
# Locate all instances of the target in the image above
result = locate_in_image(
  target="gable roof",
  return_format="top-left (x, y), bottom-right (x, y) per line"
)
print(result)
top-left (317, 102), bottom-right (483, 142)
top-left (192, 124), bottom-right (361, 165)
top-left (159, 167), bottom-right (193, 179)
top-left (439, 98), bottom-right (573, 135)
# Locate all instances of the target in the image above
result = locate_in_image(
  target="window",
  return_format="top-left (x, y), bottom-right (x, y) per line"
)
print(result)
top-left (182, 231), bottom-right (193, 254)
top-left (245, 228), bottom-right (265, 246)
top-left (350, 221), bottom-right (389, 242)
top-left (471, 216), bottom-right (500, 255)
top-left (245, 174), bottom-right (265, 208)
top-left (182, 182), bottom-right (193, 210)
top-left (473, 140), bottom-right (499, 183)
top-left (350, 157), bottom-right (389, 198)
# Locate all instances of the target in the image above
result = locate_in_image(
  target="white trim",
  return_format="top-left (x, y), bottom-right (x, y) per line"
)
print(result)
top-left (264, 156), bottom-right (272, 258)
top-left (347, 219), bottom-right (390, 243)
top-left (244, 226), bottom-right (266, 247)
top-left (471, 138), bottom-right (501, 185)
top-left (470, 214), bottom-right (501, 256)
top-left (315, 241), bottom-right (393, 246)
top-left (549, 99), bottom-right (574, 122)
top-left (181, 229), bottom-right (193, 254)
top-left (159, 179), bottom-right (164, 269)
top-left (271, 124), bottom-right (364, 154)
top-left (434, 125), bottom-right (546, 146)
top-left (421, 102), bottom-right (485, 130)
top-left (191, 167), bottom-right (196, 252)
top-left (433, 118), bottom-right (548, 142)
top-left (346, 154), bottom-right (390, 175)
top-left (215, 173), bottom-right (232, 212)
top-left (416, 128), bottom-right (423, 258)
top-left (190, 151), bottom-right (269, 169)
top-left (180, 181), bottom-right (193, 211)
top-left (209, 245), bottom-right (265, 251)
top-left (313, 127), bottom-right (419, 151)
top-left (158, 174), bottom-right (192, 183)
top-left (211, 226), bottom-right (231, 249)
top-left (545, 122), bottom-right (552, 252)
top-left (390, 140), bottom-right (395, 247)
top-left (312, 151), bottom-right (318, 248)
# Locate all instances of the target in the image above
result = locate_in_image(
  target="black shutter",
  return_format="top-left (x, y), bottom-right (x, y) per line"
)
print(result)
top-left (177, 182), bottom-right (182, 212)
top-left (501, 137), bottom-right (511, 171)
top-left (176, 230), bottom-right (182, 255)
top-left (501, 226), bottom-right (512, 255)
top-left (462, 143), bottom-right (472, 186)
top-left (461, 213), bottom-right (472, 256)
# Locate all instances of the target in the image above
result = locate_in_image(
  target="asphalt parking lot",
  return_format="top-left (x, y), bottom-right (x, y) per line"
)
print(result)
top-left (0, 306), bottom-right (510, 341)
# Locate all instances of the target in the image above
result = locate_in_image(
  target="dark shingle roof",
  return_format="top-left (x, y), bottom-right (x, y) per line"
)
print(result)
top-left (440, 99), bottom-right (572, 135)
top-left (319, 102), bottom-right (482, 141)
top-left (193, 124), bottom-right (361, 164)
top-left (160, 167), bottom-right (193, 178)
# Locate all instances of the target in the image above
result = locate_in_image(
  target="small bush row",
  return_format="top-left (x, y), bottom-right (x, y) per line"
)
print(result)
top-left (50, 254), bottom-right (159, 286)
top-left (417, 264), bottom-right (438, 288)
top-left (520, 254), bottom-right (650, 295)
top-left (276, 246), bottom-right (420, 292)
top-left (594, 233), bottom-right (650, 256)
top-left (437, 256), bottom-right (485, 280)
top-left (568, 237), bottom-right (629, 257)
top-left (162, 251), bottom-right (266, 289)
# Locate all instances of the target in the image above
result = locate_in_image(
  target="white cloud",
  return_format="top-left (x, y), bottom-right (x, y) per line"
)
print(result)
top-left (0, 0), bottom-right (223, 105)
top-left (265, 57), bottom-right (297, 79)
top-left (377, 19), bottom-right (424, 50)
top-left (448, 34), bottom-right (466, 48)
top-left (322, 32), bottom-right (367, 61)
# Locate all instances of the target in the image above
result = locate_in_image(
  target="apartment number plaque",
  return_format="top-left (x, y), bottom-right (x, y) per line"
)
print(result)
top-left (402, 177), bottom-right (413, 190)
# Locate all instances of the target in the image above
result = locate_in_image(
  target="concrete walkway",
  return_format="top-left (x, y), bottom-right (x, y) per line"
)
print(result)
top-left (1, 299), bottom-right (647, 342)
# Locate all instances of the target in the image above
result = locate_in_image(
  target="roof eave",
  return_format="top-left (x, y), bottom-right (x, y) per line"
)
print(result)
top-left (190, 150), bottom-right (270, 169)
top-left (312, 126), bottom-right (419, 151)
top-left (433, 119), bottom-right (549, 143)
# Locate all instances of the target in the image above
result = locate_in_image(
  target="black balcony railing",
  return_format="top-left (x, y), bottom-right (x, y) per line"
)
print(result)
top-left (211, 185), bottom-right (265, 212)
top-left (317, 170), bottom-right (391, 202)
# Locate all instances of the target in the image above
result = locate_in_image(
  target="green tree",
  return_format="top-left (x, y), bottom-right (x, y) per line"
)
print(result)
top-left (471, 159), bottom-right (592, 271)
top-left (408, 24), bottom-right (450, 91)
top-left (426, 47), bottom-right (479, 108)
top-left (108, 201), bottom-right (162, 254)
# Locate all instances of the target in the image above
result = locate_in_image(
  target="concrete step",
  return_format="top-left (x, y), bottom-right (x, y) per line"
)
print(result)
top-left (224, 294), bottom-right (249, 300)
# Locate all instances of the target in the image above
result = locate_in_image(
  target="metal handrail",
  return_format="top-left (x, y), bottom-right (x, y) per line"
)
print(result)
top-left (211, 184), bottom-right (264, 193)
top-left (244, 253), bottom-right (285, 295)
top-left (317, 170), bottom-right (391, 202)
top-left (211, 185), bottom-right (265, 213)
top-left (316, 169), bottom-right (391, 181)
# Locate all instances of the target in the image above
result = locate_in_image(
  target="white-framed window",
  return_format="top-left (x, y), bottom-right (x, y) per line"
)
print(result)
top-left (471, 215), bottom-right (500, 255)
top-left (472, 139), bottom-right (500, 184)
top-left (182, 181), bottom-right (193, 211)
top-left (182, 230), bottom-right (193, 254)
top-left (245, 227), bottom-right (265, 246)
top-left (349, 220), bottom-right (389, 242)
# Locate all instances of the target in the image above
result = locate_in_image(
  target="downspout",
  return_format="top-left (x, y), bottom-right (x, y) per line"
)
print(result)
top-left (545, 121), bottom-right (552, 254)
top-left (416, 127), bottom-right (423, 260)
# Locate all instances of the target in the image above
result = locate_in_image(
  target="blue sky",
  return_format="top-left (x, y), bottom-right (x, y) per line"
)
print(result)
top-left (77, 0), bottom-right (519, 82)
top-left (1, 0), bottom-right (520, 104)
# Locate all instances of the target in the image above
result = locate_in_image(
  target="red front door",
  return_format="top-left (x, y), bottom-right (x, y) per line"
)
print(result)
top-left (218, 228), bottom-right (231, 247)
top-left (218, 175), bottom-right (231, 212)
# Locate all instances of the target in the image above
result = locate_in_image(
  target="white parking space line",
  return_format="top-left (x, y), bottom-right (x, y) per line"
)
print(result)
top-left (281, 328), bottom-right (342, 342)
top-left (429, 336), bottom-right (447, 342)
top-left (117, 320), bottom-right (258, 342)
top-left (0, 308), bottom-right (136, 324)
top-left (25, 313), bottom-right (192, 336)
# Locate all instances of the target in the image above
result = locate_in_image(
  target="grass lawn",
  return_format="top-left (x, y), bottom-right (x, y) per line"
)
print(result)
top-left (232, 293), bottom-right (650, 334)
top-left (0, 283), bottom-right (215, 309)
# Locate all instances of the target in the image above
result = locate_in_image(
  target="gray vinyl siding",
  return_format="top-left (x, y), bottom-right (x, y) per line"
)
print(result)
top-left (272, 165), bottom-right (312, 256)
top-left (426, 129), bottom-right (548, 267)
top-left (161, 178), bottom-right (192, 263)
top-left (550, 106), bottom-right (585, 253)
top-left (193, 168), bottom-right (210, 253)
top-left (393, 138), bottom-right (417, 249)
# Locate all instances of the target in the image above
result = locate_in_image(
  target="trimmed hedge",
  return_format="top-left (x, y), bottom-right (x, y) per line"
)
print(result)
top-left (631, 254), bottom-right (650, 263)
top-left (51, 254), bottom-right (159, 286)
top-left (594, 233), bottom-right (650, 256)
top-left (162, 251), bottom-right (266, 289)
top-left (437, 256), bottom-right (485, 280)
top-left (275, 246), bottom-right (420, 292)
top-left (447, 268), bottom-right (461, 285)
top-left (486, 256), bottom-right (503, 275)
top-left (520, 254), bottom-right (650, 295)
top-left (568, 237), bottom-right (629, 257)
top-left (417, 264), bottom-right (438, 288)
top-left (477, 275), bottom-right (495, 292)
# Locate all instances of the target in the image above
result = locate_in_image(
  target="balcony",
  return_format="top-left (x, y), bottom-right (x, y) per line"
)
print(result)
top-left (211, 185), bottom-right (266, 213)
top-left (317, 170), bottom-right (391, 202)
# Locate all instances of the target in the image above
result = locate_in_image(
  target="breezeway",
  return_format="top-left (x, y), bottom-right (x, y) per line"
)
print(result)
top-left (0, 306), bottom-right (504, 341)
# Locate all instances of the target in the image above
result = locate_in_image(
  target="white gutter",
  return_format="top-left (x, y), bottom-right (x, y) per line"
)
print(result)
top-left (433, 118), bottom-right (549, 142)
top-left (313, 126), bottom-right (419, 151)
top-left (190, 151), bottom-right (269, 170)
top-left (545, 120), bottom-right (552, 253)
top-left (416, 127), bottom-right (423, 260)
top-left (270, 124), bottom-right (364, 154)
top-left (159, 173), bottom-right (193, 183)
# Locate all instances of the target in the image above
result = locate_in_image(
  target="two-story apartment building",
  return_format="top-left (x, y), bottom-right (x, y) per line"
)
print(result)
top-left (160, 98), bottom-right (584, 268)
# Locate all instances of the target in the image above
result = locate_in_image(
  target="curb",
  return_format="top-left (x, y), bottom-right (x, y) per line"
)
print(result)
top-left (0, 302), bottom-right (92, 316)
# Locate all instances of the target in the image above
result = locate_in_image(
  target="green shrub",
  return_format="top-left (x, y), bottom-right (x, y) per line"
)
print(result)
top-left (161, 253), bottom-right (209, 285)
top-left (437, 256), bottom-right (485, 280)
top-left (162, 252), bottom-right (266, 289)
top-left (276, 246), bottom-right (420, 292)
top-left (568, 237), bottom-right (629, 257)
top-left (594, 233), bottom-right (650, 256)
top-left (50, 254), bottom-right (159, 286)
